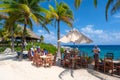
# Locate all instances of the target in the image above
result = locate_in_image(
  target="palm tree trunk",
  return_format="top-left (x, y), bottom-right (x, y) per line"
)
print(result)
top-left (19, 18), bottom-right (27, 60)
top-left (11, 26), bottom-right (14, 52)
top-left (56, 20), bottom-right (61, 65)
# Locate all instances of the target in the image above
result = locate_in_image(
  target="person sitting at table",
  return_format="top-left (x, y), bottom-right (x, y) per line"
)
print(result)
top-left (43, 48), bottom-right (48, 55)
top-left (41, 49), bottom-right (45, 55)
top-left (37, 46), bottom-right (41, 53)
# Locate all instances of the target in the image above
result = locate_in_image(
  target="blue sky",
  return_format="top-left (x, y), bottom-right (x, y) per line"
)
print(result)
top-left (33, 0), bottom-right (120, 45)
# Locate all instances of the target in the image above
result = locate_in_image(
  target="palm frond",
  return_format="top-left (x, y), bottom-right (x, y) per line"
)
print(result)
top-left (74, 0), bottom-right (81, 9)
top-left (105, 0), bottom-right (114, 21)
top-left (111, 1), bottom-right (120, 14)
top-left (61, 16), bottom-right (73, 27)
top-left (30, 13), bottom-right (39, 23)
top-left (94, 0), bottom-right (97, 8)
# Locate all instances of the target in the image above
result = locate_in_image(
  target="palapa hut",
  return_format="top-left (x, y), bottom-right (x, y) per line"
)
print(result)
top-left (16, 25), bottom-right (40, 42)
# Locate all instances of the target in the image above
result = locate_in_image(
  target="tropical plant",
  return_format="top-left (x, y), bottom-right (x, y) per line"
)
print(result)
top-left (0, 28), bottom-right (10, 41)
top-left (46, 0), bottom-right (74, 60)
top-left (105, 0), bottom-right (120, 21)
top-left (0, 0), bottom-right (49, 60)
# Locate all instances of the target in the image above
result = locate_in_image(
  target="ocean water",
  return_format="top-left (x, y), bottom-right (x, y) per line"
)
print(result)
top-left (63, 45), bottom-right (120, 60)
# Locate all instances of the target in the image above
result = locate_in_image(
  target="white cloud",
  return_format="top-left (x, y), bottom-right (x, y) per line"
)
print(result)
top-left (80, 25), bottom-right (120, 44)
top-left (113, 13), bottom-right (120, 18)
top-left (81, 25), bottom-right (103, 34)
top-left (36, 30), bottom-right (57, 44)
top-left (36, 25), bottom-right (120, 45)
top-left (38, 30), bottom-right (44, 33)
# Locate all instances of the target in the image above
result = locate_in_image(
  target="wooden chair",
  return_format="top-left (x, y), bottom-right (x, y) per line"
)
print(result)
top-left (52, 54), bottom-right (56, 66)
top-left (116, 66), bottom-right (120, 75)
top-left (75, 52), bottom-right (88, 68)
top-left (81, 52), bottom-right (88, 68)
top-left (105, 53), bottom-right (114, 59)
top-left (97, 60), bottom-right (104, 72)
top-left (33, 52), bottom-right (43, 67)
top-left (74, 57), bottom-right (82, 68)
top-left (32, 51), bottom-right (38, 65)
top-left (104, 58), bottom-right (114, 75)
top-left (62, 53), bottom-right (71, 68)
top-left (45, 54), bottom-right (53, 67)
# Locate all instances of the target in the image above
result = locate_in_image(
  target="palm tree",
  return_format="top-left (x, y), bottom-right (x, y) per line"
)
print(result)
top-left (0, 0), bottom-right (49, 59)
top-left (74, 0), bottom-right (97, 9)
top-left (105, 0), bottom-right (120, 21)
top-left (46, 0), bottom-right (74, 62)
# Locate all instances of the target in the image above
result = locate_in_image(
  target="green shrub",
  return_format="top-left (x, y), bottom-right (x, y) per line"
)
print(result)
top-left (26, 42), bottom-right (64, 55)
top-left (0, 42), bottom-right (64, 55)
top-left (0, 47), bottom-right (6, 53)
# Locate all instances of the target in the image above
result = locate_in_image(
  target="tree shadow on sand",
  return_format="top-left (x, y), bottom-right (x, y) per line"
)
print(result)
top-left (87, 68), bottom-right (120, 80)
top-left (59, 68), bottom-right (74, 79)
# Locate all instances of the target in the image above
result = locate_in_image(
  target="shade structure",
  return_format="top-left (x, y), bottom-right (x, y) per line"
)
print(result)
top-left (58, 29), bottom-right (93, 44)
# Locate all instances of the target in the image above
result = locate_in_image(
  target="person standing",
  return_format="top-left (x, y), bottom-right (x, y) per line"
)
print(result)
top-left (23, 40), bottom-right (27, 50)
top-left (92, 45), bottom-right (101, 69)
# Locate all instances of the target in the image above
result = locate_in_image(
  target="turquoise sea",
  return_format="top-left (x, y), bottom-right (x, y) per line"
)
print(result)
top-left (63, 45), bottom-right (120, 60)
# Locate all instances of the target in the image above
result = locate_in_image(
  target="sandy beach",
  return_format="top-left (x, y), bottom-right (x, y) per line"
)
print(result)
top-left (0, 54), bottom-right (119, 80)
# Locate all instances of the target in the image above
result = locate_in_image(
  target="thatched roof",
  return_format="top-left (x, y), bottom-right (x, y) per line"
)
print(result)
top-left (26, 28), bottom-right (40, 40)
top-left (17, 25), bottom-right (40, 40)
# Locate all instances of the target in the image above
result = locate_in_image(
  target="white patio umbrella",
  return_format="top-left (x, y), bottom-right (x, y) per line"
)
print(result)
top-left (58, 29), bottom-right (93, 44)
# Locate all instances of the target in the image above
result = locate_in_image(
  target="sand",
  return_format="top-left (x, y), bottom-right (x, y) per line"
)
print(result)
top-left (0, 54), bottom-right (119, 80)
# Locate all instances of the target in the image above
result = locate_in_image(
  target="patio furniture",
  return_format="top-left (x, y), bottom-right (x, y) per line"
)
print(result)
top-left (33, 52), bottom-right (43, 67)
top-left (104, 58), bottom-right (114, 75)
top-left (97, 61), bottom-right (104, 72)
top-left (62, 53), bottom-right (71, 68)
top-left (75, 52), bottom-right (88, 68)
top-left (45, 54), bottom-right (53, 67)
top-left (116, 66), bottom-right (120, 75)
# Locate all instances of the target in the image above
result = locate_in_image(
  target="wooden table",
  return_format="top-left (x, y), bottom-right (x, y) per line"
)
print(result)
top-left (40, 55), bottom-right (52, 67)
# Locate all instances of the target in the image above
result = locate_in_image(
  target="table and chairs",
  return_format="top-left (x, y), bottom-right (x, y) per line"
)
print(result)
top-left (97, 53), bottom-right (120, 75)
top-left (32, 51), bottom-right (54, 67)
top-left (61, 51), bottom-right (88, 69)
